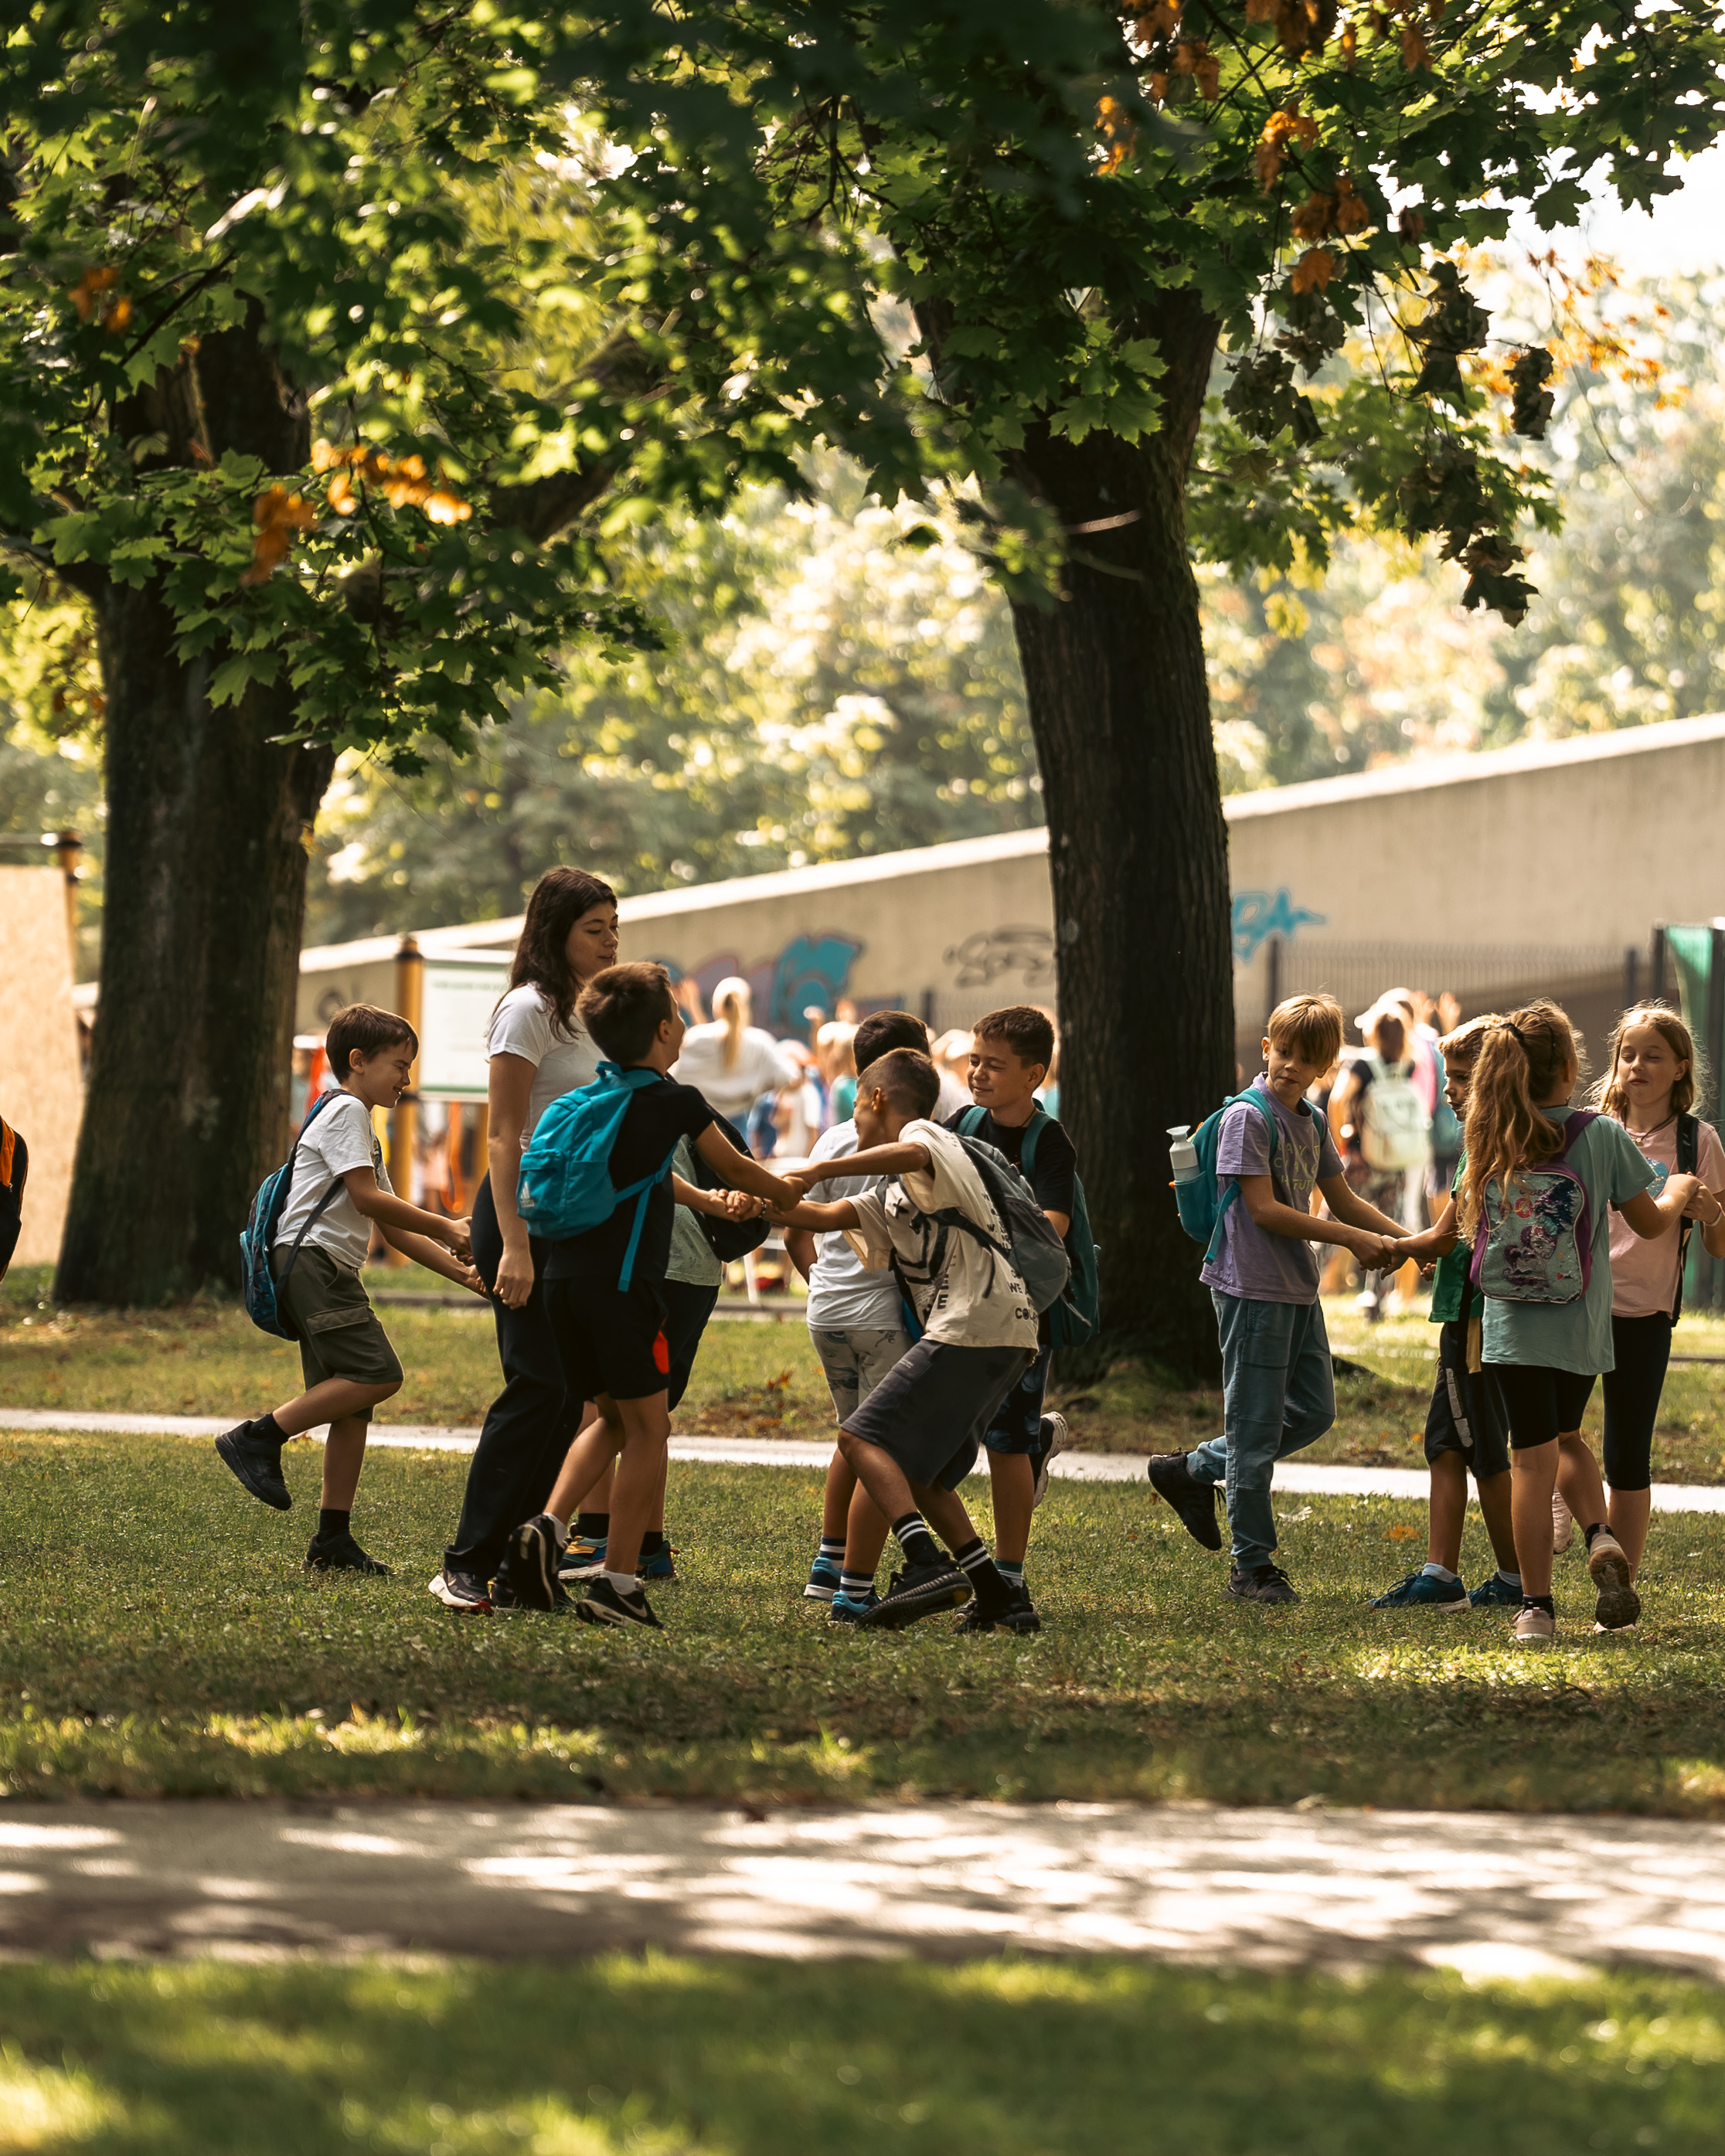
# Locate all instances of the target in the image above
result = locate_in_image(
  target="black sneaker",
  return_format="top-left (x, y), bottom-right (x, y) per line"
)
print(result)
top-left (956, 1583), bottom-right (1043, 1635)
top-left (505, 1514), bottom-right (567, 1611)
top-left (1147, 1451), bottom-right (1221, 1551)
top-left (1227, 1563), bottom-right (1298, 1606)
top-left (576, 1576), bottom-right (663, 1631)
top-left (305, 1529), bottom-right (390, 1576)
top-left (856, 1561), bottom-right (972, 1631)
top-left (427, 1566), bottom-right (492, 1613)
top-left (215, 1420), bottom-right (291, 1510)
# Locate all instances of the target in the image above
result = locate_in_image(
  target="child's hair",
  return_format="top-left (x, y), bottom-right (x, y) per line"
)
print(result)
top-left (1438, 1012), bottom-right (1496, 1063)
top-left (504, 866), bottom-right (617, 1035)
top-left (1594, 1001), bottom-right (1702, 1121)
top-left (577, 963), bottom-right (677, 1066)
top-left (972, 1004), bottom-right (1056, 1073)
top-left (327, 1003), bottom-right (417, 1079)
top-left (1457, 1000), bottom-right (1580, 1236)
top-left (857, 1046), bottom-right (940, 1121)
top-left (853, 1009), bottom-right (929, 1073)
top-left (710, 975), bottom-right (752, 1071)
top-left (1266, 993), bottom-right (1343, 1068)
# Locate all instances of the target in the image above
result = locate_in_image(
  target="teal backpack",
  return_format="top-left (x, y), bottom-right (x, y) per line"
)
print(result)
top-left (516, 1063), bottom-right (680, 1290)
top-left (1173, 1089), bottom-right (1279, 1263)
top-left (958, 1104), bottom-right (1100, 1348)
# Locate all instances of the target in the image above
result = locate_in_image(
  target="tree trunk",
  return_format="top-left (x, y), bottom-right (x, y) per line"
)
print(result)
top-left (1009, 290), bottom-right (1234, 1382)
top-left (56, 315), bottom-right (334, 1304)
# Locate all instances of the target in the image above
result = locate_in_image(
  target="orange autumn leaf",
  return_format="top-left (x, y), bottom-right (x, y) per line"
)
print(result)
top-left (1291, 190), bottom-right (1337, 241)
top-left (1400, 18), bottom-right (1431, 66)
top-left (1245, 0), bottom-right (1277, 17)
top-left (1149, 70), bottom-right (1169, 101)
top-left (1398, 206), bottom-right (1427, 245)
top-left (1095, 94), bottom-right (1137, 172)
top-left (1256, 107), bottom-right (1318, 189)
top-left (1334, 175), bottom-right (1370, 233)
top-left (1173, 38), bottom-right (1220, 97)
top-left (311, 438), bottom-right (472, 523)
top-left (1290, 246), bottom-right (1336, 294)
top-left (1127, 0), bottom-right (1182, 32)
top-left (240, 488), bottom-right (317, 587)
top-left (1386, 1522), bottom-right (1420, 1542)
top-left (69, 264), bottom-right (129, 332)
top-left (1342, 19), bottom-right (1357, 63)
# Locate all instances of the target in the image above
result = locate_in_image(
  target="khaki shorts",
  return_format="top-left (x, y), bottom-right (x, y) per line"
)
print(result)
top-left (273, 1244), bottom-right (403, 1393)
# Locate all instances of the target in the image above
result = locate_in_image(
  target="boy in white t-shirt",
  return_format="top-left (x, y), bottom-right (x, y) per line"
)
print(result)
top-left (771, 1049), bottom-right (1033, 1632)
top-left (216, 1004), bottom-right (484, 1573)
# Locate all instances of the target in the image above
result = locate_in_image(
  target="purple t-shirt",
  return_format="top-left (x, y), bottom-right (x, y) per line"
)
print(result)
top-left (1200, 1076), bottom-right (1342, 1305)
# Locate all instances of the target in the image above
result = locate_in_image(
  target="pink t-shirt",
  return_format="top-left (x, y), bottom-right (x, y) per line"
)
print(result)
top-left (1607, 1113), bottom-right (1725, 1318)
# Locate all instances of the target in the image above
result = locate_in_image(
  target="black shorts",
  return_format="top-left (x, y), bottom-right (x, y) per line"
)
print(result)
top-left (982, 1343), bottom-right (1053, 1455)
top-left (1576, 1311), bottom-right (1672, 1495)
top-left (662, 1280), bottom-right (720, 1413)
top-left (842, 1338), bottom-right (1033, 1493)
top-left (1424, 1321), bottom-right (1509, 1480)
top-left (543, 1276), bottom-right (672, 1404)
top-left (1486, 1362), bottom-right (1596, 1451)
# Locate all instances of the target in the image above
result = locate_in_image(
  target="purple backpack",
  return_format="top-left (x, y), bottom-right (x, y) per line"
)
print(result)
top-left (1470, 1110), bottom-right (1597, 1305)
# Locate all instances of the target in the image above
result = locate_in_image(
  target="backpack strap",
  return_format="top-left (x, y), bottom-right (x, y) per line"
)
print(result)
top-left (1673, 1112), bottom-right (1700, 1324)
top-left (958, 1105), bottom-right (987, 1138)
top-left (274, 1090), bottom-right (368, 1327)
top-left (1019, 1103), bottom-right (1047, 1184)
top-left (1204, 1088), bottom-right (1281, 1266)
top-left (613, 1146), bottom-right (685, 1293)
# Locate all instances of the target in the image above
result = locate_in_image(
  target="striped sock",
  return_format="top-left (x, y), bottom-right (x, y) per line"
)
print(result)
top-left (817, 1536), bottom-right (845, 1567)
top-left (891, 1512), bottom-right (942, 1569)
top-left (996, 1557), bottom-right (1025, 1588)
top-left (839, 1569), bottom-right (875, 1598)
top-left (952, 1536), bottom-right (1012, 1614)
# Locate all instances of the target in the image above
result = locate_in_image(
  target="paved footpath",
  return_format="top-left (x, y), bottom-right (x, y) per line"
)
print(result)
top-left (6, 1410), bottom-right (1725, 1511)
top-left (5, 1798), bottom-right (1725, 1977)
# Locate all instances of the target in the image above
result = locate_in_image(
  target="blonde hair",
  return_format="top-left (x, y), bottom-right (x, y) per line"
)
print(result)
top-left (1458, 1000), bottom-right (1580, 1238)
top-left (711, 976), bottom-right (750, 1073)
top-left (1266, 993), bottom-right (1343, 1068)
top-left (1594, 1001), bottom-right (1701, 1122)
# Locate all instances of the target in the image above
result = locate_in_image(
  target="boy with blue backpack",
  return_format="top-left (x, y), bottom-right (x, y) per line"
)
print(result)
top-left (222, 1003), bottom-right (484, 1574)
top-left (948, 1005), bottom-right (1097, 1624)
top-left (1154, 993), bottom-right (1411, 1605)
top-left (518, 962), bottom-right (798, 1630)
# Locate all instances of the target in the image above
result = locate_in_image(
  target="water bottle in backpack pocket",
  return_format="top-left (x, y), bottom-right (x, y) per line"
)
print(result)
top-left (1169, 1091), bottom-right (1279, 1262)
top-left (1469, 1110), bottom-right (1597, 1305)
top-left (516, 1063), bottom-right (682, 1291)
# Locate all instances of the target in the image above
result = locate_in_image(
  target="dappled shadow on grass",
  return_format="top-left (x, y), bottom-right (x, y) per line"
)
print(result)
top-left (3, 1955), bottom-right (1725, 2154)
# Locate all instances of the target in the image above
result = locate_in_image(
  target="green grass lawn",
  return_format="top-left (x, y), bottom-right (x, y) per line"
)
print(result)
top-left (2, 1954), bottom-right (1724, 2154)
top-left (8, 1430), bottom-right (1725, 1812)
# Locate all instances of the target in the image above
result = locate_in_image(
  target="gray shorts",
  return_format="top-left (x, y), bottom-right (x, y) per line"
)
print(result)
top-left (273, 1244), bottom-right (403, 1394)
top-left (811, 1325), bottom-right (913, 1422)
top-left (842, 1338), bottom-right (1033, 1494)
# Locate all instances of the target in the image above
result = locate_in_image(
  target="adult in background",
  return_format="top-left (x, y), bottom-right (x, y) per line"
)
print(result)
top-left (431, 867), bottom-right (618, 1611)
top-left (673, 976), bottom-right (799, 1122)
top-left (1327, 998), bottom-right (1431, 1321)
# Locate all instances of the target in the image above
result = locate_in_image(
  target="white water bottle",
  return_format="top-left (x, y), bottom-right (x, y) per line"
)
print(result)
top-left (1168, 1124), bottom-right (1199, 1185)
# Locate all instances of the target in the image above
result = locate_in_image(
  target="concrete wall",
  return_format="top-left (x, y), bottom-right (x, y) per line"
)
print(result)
top-left (0, 867), bottom-right (83, 1266)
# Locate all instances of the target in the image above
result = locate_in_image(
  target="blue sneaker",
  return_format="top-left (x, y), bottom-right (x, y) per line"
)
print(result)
top-left (828, 1588), bottom-right (880, 1625)
top-left (804, 1555), bottom-right (843, 1603)
top-left (1468, 1571), bottom-right (1523, 1610)
top-left (638, 1542), bottom-right (678, 1583)
top-left (1369, 1570), bottom-right (1468, 1612)
top-left (558, 1534), bottom-right (607, 1583)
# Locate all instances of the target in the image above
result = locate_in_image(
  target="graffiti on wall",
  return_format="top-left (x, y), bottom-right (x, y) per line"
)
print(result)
top-left (944, 925), bottom-right (1057, 992)
top-left (1232, 888), bottom-right (1325, 964)
top-left (653, 932), bottom-right (866, 1035)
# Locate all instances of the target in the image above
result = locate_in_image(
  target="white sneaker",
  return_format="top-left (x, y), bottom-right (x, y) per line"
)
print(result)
top-left (1031, 1413), bottom-right (1069, 1508)
top-left (1552, 1491), bottom-right (1574, 1552)
top-left (1513, 1603), bottom-right (1555, 1647)
top-left (1587, 1529), bottom-right (1641, 1631)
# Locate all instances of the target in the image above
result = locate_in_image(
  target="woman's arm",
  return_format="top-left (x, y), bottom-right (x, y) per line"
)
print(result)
top-left (486, 1051), bottom-right (537, 1308)
top-left (1328, 1071), bottom-right (1359, 1153)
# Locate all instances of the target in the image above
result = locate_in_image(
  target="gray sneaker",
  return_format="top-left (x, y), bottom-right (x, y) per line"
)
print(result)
top-left (1227, 1563), bottom-right (1298, 1606)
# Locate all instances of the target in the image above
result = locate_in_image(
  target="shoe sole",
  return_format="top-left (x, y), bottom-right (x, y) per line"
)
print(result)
top-left (214, 1434), bottom-right (291, 1511)
top-left (558, 1559), bottom-right (606, 1583)
top-left (1513, 1626), bottom-right (1555, 1648)
top-left (1031, 1418), bottom-right (1069, 1508)
top-left (306, 1554), bottom-right (390, 1576)
top-left (575, 1597), bottom-right (660, 1631)
top-left (1146, 1461), bottom-right (1222, 1552)
top-left (1589, 1545), bottom-right (1642, 1631)
top-left (506, 1522), bottom-right (560, 1612)
top-left (1226, 1585), bottom-right (1300, 1606)
top-left (426, 1573), bottom-right (492, 1614)
top-left (803, 1581), bottom-right (839, 1602)
top-left (857, 1581), bottom-right (973, 1631)
top-left (1370, 1598), bottom-right (1469, 1613)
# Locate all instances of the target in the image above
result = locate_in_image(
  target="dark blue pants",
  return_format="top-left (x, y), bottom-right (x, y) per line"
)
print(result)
top-left (442, 1173), bottom-right (583, 1582)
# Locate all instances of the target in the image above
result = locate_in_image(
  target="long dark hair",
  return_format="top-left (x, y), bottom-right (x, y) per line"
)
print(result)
top-left (504, 867), bottom-right (617, 1035)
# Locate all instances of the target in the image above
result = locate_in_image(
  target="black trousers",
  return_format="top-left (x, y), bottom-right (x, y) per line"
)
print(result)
top-left (443, 1173), bottom-right (583, 1581)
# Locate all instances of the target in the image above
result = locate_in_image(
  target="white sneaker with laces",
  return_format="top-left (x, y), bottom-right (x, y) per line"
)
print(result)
top-left (1031, 1413), bottom-right (1069, 1508)
top-left (1513, 1603), bottom-right (1556, 1647)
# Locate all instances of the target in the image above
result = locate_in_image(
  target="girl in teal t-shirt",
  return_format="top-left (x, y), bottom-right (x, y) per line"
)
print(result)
top-left (1457, 1002), bottom-right (1697, 1647)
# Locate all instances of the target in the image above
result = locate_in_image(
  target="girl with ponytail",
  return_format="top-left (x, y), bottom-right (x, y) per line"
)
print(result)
top-left (1458, 1001), bottom-right (1699, 1645)
top-left (672, 975), bottom-right (800, 1124)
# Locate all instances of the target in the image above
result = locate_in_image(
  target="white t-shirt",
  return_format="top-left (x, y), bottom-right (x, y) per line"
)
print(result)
top-left (803, 1122), bottom-right (906, 1331)
top-left (672, 1022), bottom-right (800, 1121)
top-left (486, 983), bottom-right (602, 1144)
top-left (844, 1120), bottom-right (1039, 1350)
top-left (273, 1091), bottom-right (393, 1270)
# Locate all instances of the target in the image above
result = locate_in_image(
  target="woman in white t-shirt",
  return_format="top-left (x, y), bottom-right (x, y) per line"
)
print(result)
top-left (434, 868), bottom-right (618, 1607)
top-left (672, 978), bottom-right (798, 1124)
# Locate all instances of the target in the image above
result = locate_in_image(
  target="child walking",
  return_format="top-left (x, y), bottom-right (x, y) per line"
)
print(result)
top-left (1150, 994), bottom-right (1411, 1603)
top-left (1455, 1001), bottom-right (1698, 1644)
top-left (771, 1047), bottom-right (1033, 1633)
top-left (1369, 1015), bottom-right (1523, 1612)
top-left (217, 1004), bottom-right (485, 1573)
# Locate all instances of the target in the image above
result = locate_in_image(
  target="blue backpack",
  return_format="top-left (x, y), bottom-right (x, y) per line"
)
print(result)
top-left (240, 1089), bottom-right (343, 1338)
top-left (1173, 1089), bottom-right (1280, 1263)
top-left (958, 1104), bottom-right (1099, 1348)
top-left (516, 1063), bottom-right (680, 1290)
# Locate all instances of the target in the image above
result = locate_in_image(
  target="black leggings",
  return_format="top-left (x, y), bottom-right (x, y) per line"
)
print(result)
top-left (1580, 1313), bottom-right (1672, 1495)
top-left (1488, 1363), bottom-right (1595, 1452)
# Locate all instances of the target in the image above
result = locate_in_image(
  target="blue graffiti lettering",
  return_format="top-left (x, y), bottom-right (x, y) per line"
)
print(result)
top-left (1232, 889), bottom-right (1325, 964)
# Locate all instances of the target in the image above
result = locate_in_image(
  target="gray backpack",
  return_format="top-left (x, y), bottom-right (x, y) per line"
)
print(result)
top-left (934, 1138), bottom-right (1072, 1314)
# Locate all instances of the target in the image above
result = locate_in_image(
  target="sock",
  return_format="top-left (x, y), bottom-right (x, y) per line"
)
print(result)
top-left (1421, 1563), bottom-right (1458, 1583)
top-left (318, 1507), bottom-right (349, 1540)
top-left (575, 1512), bottom-right (610, 1541)
top-left (639, 1531), bottom-right (665, 1559)
top-left (256, 1413), bottom-right (288, 1446)
top-left (1583, 1521), bottom-right (1608, 1549)
top-left (996, 1557), bottom-right (1026, 1588)
top-left (1523, 1593), bottom-right (1556, 1616)
top-left (601, 1568), bottom-right (641, 1599)
top-left (892, 1511), bottom-right (943, 1570)
top-left (1496, 1567), bottom-right (1523, 1590)
top-left (952, 1536), bottom-right (1014, 1615)
top-left (817, 1535), bottom-right (845, 1566)
top-left (839, 1569), bottom-right (875, 1599)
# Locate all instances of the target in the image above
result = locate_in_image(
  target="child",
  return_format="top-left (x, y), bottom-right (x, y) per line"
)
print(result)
top-left (1369, 1015), bottom-right (1523, 1612)
top-left (771, 1048), bottom-right (1032, 1633)
top-left (1148, 994), bottom-right (1412, 1604)
top-left (784, 1011), bottom-right (931, 1621)
top-left (533, 963), bottom-right (798, 1630)
top-left (216, 1004), bottom-right (485, 1573)
top-left (1574, 1004), bottom-right (1725, 1587)
top-left (1453, 1001), bottom-right (1698, 1644)
top-left (946, 1005), bottom-right (1077, 1628)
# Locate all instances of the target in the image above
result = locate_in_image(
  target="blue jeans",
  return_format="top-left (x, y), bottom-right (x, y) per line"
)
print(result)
top-left (1189, 1291), bottom-right (1335, 1570)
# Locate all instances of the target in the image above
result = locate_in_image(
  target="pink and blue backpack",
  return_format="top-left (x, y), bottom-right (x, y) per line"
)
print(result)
top-left (1470, 1110), bottom-right (1597, 1305)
